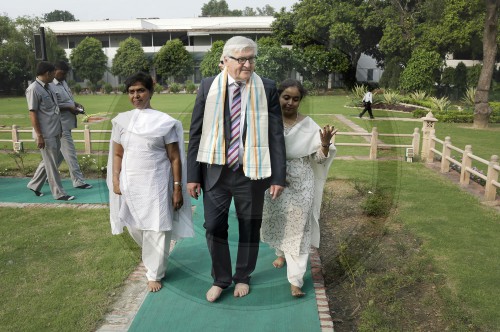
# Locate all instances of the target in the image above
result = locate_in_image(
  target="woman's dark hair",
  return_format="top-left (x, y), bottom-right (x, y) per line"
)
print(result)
top-left (36, 61), bottom-right (55, 76)
top-left (277, 79), bottom-right (307, 100)
top-left (124, 72), bottom-right (154, 93)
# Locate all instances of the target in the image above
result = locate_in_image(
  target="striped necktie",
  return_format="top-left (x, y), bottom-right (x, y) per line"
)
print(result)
top-left (227, 82), bottom-right (241, 171)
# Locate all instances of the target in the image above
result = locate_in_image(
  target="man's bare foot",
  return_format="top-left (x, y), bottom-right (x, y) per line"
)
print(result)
top-left (147, 280), bottom-right (162, 292)
top-left (206, 286), bottom-right (224, 302)
top-left (234, 283), bottom-right (250, 297)
top-left (291, 285), bottom-right (305, 297)
top-left (272, 256), bottom-right (286, 268)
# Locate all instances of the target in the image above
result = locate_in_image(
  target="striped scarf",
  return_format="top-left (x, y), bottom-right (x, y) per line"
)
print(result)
top-left (196, 69), bottom-right (271, 180)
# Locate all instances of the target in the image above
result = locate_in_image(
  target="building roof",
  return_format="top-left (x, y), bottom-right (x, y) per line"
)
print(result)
top-left (42, 16), bottom-right (274, 35)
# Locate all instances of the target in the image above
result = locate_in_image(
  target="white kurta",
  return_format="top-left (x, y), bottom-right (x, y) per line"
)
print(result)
top-left (107, 108), bottom-right (194, 239)
top-left (261, 116), bottom-right (336, 256)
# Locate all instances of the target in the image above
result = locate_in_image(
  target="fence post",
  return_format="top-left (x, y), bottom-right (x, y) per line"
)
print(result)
top-left (412, 127), bottom-right (420, 156)
top-left (427, 131), bottom-right (436, 164)
top-left (421, 112), bottom-right (438, 162)
top-left (460, 145), bottom-right (472, 187)
top-left (84, 125), bottom-right (91, 154)
top-left (484, 155), bottom-right (499, 201)
top-left (440, 136), bottom-right (451, 173)
top-left (11, 125), bottom-right (19, 151)
top-left (369, 127), bottom-right (378, 160)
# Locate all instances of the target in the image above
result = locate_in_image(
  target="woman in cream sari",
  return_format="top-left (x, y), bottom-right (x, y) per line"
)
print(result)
top-left (261, 79), bottom-right (336, 297)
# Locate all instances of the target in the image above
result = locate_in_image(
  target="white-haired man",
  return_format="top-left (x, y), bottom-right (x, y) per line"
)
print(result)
top-left (187, 36), bottom-right (286, 302)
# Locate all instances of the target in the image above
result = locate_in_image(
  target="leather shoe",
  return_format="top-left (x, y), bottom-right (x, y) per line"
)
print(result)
top-left (57, 195), bottom-right (75, 201)
top-left (30, 189), bottom-right (43, 197)
top-left (76, 184), bottom-right (92, 189)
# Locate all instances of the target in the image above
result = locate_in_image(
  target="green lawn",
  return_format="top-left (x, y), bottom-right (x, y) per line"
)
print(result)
top-left (0, 207), bottom-right (141, 331)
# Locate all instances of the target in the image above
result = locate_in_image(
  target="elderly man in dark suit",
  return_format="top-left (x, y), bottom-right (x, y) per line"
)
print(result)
top-left (187, 36), bottom-right (286, 302)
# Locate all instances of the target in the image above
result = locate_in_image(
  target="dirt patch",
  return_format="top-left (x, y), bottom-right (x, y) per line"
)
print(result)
top-left (318, 179), bottom-right (458, 331)
top-left (373, 103), bottom-right (419, 112)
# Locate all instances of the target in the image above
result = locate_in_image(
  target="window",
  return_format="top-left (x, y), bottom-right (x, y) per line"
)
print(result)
top-left (367, 69), bottom-right (373, 81)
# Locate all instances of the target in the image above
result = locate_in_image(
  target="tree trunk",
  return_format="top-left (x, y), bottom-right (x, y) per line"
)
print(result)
top-left (473, 0), bottom-right (500, 128)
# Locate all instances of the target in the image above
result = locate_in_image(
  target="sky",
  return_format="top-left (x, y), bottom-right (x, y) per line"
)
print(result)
top-left (2, 0), bottom-right (293, 21)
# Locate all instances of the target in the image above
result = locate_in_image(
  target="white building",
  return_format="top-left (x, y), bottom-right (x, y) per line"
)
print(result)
top-left (42, 16), bottom-right (382, 86)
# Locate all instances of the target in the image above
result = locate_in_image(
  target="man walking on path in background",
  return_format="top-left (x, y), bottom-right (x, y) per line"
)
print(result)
top-left (359, 88), bottom-right (374, 119)
top-left (187, 36), bottom-right (286, 303)
top-left (49, 61), bottom-right (92, 189)
top-left (26, 61), bottom-right (75, 201)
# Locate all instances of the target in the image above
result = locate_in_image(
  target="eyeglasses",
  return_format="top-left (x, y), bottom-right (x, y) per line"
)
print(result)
top-left (228, 56), bottom-right (257, 64)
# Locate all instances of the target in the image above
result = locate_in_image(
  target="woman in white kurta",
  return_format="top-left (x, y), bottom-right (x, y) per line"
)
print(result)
top-left (107, 72), bottom-right (193, 292)
top-left (261, 79), bottom-right (336, 297)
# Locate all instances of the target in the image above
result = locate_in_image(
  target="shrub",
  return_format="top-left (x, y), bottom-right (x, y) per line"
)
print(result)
top-left (185, 80), bottom-right (196, 94)
top-left (103, 83), bottom-right (113, 94)
top-left (382, 90), bottom-right (400, 105)
top-left (169, 82), bottom-right (181, 94)
top-left (400, 49), bottom-right (442, 93)
top-left (154, 83), bottom-right (164, 94)
top-left (409, 90), bottom-right (427, 101)
top-left (73, 84), bottom-right (82, 94)
top-left (429, 96), bottom-right (451, 112)
top-left (461, 87), bottom-right (476, 108)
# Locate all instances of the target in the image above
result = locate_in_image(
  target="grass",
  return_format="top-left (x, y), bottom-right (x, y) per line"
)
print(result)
top-left (0, 207), bottom-right (140, 331)
top-left (327, 161), bottom-right (500, 330)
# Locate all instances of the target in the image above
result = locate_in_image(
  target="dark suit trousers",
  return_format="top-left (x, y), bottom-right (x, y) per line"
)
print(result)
top-left (202, 165), bottom-right (267, 288)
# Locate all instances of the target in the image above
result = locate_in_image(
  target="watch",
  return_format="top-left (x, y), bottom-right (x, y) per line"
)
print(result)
top-left (173, 181), bottom-right (182, 187)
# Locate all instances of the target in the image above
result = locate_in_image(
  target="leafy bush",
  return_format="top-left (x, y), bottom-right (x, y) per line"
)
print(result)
top-left (382, 90), bottom-right (400, 105)
top-left (361, 187), bottom-right (393, 217)
top-left (351, 84), bottom-right (367, 105)
top-left (400, 49), bottom-right (442, 93)
top-left (467, 64), bottom-right (482, 88)
top-left (461, 87), bottom-right (476, 108)
top-left (412, 109), bottom-right (429, 118)
top-left (154, 83), bottom-right (164, 94)
top-left (103, 83), bottom-right (113, 94)
top-left (73, 84), bottom-right (82, 94)
top-left (184, 80), bottom-right (196, 94)
top-left (409, 90), bottom-right (427, 101)
top-left (169, 82), bottom-right (181, 94)
top-left (429, 96), bottom-right (451, 112)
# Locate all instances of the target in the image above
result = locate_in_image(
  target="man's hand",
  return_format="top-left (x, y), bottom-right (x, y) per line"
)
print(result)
top-left (36, 135), bottom-right (45, 149)
top-left (187, 182), bottom-right (201, 199)
top-left (269, 184), bottom-right (285, 200)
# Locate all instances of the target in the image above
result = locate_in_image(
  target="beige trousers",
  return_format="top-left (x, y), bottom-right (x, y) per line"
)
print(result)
top-left (275, 249), bottom-right (309, 288)
top-left (127, 227), bottom-right (172, 281)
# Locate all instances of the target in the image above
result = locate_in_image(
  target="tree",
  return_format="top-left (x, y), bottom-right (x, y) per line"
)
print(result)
top-left (199, 40), bottom-right (225, 78)
top-left (242, 7), bottom-right (257, 16)
top-left (256, 5), bottom-right (275, 16)
top-left (201, 0), bottom-right (241, 16)
top-left (255, 37), bottom-right (295, 84)
top-left (0, 15), bottom-right (66, 94)
top-left (153, 39), bottom-right (194, 82)
top-left (399, 49), bottom-right (442, 93)
top-left (43, 10), bottom-right (76, 22)
top-left (69, 37), bottom-right (107, 84)
top-left (293, 45), bottom-right (350, 89)
top-left (0, 15), bottom-right (32, 93)
top-left (474, 0), bottom-right (500, 128)
top-left (272, 0), bottom-right (387, 88)
top-left (111, 37), bottom-right (150, 80)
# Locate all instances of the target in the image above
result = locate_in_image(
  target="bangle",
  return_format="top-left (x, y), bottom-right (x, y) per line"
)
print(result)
top-left (173, 181), bottom-right (182, 188)
top-left (321, 143), bottom-right (332, 148)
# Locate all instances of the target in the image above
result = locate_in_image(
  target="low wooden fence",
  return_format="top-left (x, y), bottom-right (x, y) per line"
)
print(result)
top-left (426, 135), bottom-right (499, 201)
top-left (1, 125), bottom-right (420, 160)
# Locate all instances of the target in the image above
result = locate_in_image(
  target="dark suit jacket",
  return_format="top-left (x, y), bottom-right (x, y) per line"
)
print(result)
top-left (187, 75), bottom-right (286, 191)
